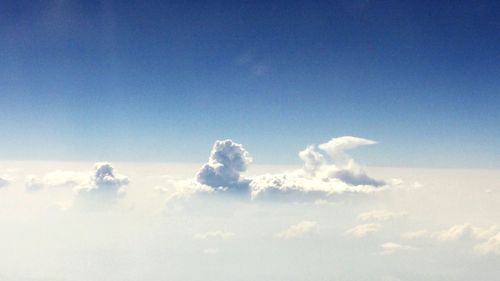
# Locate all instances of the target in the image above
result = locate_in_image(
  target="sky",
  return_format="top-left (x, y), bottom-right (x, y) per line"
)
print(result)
top-left (0, 3), bottom-right (500, 279)
top-left (1, 0), bottom-right (499, 167)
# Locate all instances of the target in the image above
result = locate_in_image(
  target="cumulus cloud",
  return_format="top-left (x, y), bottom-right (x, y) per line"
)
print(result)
top-left (75, 162), bottom-right (129, 201)
top-left (249, 136), bottom-right (386, 200)
top-left (345, 223), bottom-right (381, 238)
top-left (358, 210), bottom-right (407, 222)
top-left (169, 136), bottom-right (388, 201)
top-left (194, 231), bottom-right (235, 240)
top-left (276, 221), bottom-right (318, 239)
top-left (196, 140), bottom-right (252, 190)
top-left (380, 242), bottom-right (417, 255)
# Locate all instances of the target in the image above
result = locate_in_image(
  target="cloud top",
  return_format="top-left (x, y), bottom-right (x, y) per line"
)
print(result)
top-left (249, 136), bottom-right (386, 200)
top-left (76, 162), bottom-right (129, 198)
top-left (197, 139), bottom-right (252, 189)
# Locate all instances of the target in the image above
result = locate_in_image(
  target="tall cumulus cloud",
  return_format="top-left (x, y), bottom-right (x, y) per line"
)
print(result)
top-left (196, 139), bottom-right (252, 190)
top-left (189, 136), bottom-right (387, 201)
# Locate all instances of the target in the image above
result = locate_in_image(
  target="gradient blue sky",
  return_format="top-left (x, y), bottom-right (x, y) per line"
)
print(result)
top-left (1, 0), bottom-right (499, 167)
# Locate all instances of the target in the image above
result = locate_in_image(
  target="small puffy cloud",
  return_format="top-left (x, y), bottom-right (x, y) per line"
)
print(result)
top-left (276, 221), bottom-right (318, 239)
top-left (358, 210), bottom-right (407, 222)
top-left (75, 162), bottom-right (129, 200)
top-left (196, 140), bottom-right (252, 189)
top-left (345, 223), bottom-right (381, 238)
top-left (194, 231), bottom-right (235, 240)
top-left (298, 145), bottom-right (325, 175)
top-left (380, 242), bottom-right (417, 255)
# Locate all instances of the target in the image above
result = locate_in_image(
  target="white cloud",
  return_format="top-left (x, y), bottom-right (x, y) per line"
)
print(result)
top-left (358, 210), bottom-right (407, 222)
top-left (194, 231), bottom-right (235, 240)
top-left (21, 163), bottom-right (129, 204)
top-left (380, 242), bottom-right (416, 255)
top-left (248, 136), bottom-right (387, 200)
top-left (318, 136), bottom-right (376, 166)
top-left (345, 223), bottom-right (381, 238)
top-left (276, 221), bottom-right (318, 239)
top-left (75, 162), bottom-right (129, 201)
top-left (163, 136), bottom-right (388, 201)
top-left (196, 139), bottom-right (252, 190)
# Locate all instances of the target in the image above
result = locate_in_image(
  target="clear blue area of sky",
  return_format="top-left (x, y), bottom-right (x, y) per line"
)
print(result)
top-left (1, 0), bottom-right (499, 168)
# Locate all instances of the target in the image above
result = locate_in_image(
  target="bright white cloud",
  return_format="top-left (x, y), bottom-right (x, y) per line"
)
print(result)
top-left (318, 136), bottom-right (376, 165)
top-left (248, 136), bottom-right (387, 200)
top-left (196, 139), bottom-right (252, 189)
top-left (345, 223), bottom-right (381, 238)
top-left (380, 242), bottom-right (417, 255)
top-left (276, 221), bottom-right (318, 239)
top-left (174, 136), bottom-right (389, 201)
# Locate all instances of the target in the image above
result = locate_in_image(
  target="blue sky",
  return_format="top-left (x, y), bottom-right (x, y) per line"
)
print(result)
top-left (1, 0), bottom-right (499, 167)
